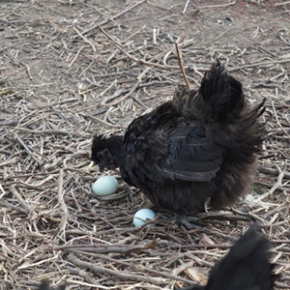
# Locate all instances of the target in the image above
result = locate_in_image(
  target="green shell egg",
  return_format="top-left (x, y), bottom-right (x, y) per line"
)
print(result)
top-left (92, 176), bottom-right (118, 196)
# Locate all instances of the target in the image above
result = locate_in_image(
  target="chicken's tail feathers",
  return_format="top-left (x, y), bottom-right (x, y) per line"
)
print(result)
top-left (199, 59), bottom-right (245, 123)
top-left (244, 96), bottom-right (266, 122)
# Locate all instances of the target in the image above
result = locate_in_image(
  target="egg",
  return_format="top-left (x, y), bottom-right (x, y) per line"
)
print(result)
top-left (133, 208), bottom-right (156, 227)
top-left (92, 176), bottom-right (118, 196)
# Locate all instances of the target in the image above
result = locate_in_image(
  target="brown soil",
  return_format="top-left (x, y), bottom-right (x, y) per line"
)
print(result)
top-left (0, 1), bottom-right (289, 289)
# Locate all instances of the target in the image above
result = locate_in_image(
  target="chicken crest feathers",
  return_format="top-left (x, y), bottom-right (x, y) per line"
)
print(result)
top-left (91, 134), bottom-right (123, 170)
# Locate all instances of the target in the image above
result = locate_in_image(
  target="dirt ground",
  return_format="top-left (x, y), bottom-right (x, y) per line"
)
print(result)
top-left (0, 0), bottom-right (289, 289)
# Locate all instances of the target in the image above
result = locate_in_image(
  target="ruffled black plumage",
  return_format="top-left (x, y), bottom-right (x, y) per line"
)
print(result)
top-left (178, 224), bottom-right (277, 290)
top-left (91, 60), bottom-right (265, 216)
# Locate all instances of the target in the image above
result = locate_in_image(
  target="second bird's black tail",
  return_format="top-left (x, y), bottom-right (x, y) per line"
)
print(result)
top-left (178, 224), bottom-right (277, 290)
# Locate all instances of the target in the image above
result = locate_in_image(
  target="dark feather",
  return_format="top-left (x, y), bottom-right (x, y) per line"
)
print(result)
top-left (91, 60), bottom-right (265, 215)
top-left (178, 224), bottom-right (277, 290)
top-left (37, 280), bottom-right (66, 290)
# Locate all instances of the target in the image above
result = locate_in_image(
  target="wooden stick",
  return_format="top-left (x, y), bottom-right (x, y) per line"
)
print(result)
top-left (175, 43), bottom-right (191, 89)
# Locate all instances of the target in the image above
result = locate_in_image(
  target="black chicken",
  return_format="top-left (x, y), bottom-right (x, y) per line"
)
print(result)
top-left (91, 60), bottom-right (265, 227)
top-left (178, 224), bottom-right (277, 290)
top-left (37, 280), bottom-right (65, 290)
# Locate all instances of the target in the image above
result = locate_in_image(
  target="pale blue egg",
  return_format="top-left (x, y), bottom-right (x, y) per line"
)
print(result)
top-left (92, 176), bottom-right (118, 196)
top-left (133, 208), bottom-right (156, 227)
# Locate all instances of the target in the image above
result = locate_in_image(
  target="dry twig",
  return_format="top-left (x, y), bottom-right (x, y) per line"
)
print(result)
top-left (175, 43), bottom-right (191, 89)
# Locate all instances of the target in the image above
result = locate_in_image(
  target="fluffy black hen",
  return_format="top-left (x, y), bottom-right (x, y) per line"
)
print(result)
top-left (178, 224), bottom-right (277, 290)
top-left (91, 60), bottom-right (265, 225)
